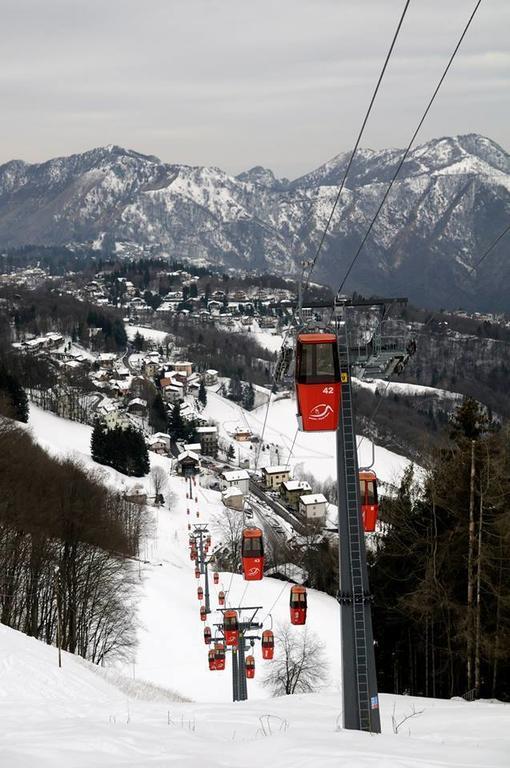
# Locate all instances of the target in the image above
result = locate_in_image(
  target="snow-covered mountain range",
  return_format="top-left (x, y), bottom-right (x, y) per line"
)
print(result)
top-left (1, 134), bottom-right (509, 310)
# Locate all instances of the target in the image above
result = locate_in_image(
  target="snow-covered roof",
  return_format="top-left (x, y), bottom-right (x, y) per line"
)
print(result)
top-left (222, 470), bottom-right (250, 482)
top-left (282, 480), bottom-right (312, 492)
top-left (196, 426), bottom-right (217, 434)
top-left (128, 397), bottom-right (147, 407)
top-left (222, 487), bottom-right (244, 498)
top-left (262, 465), bottom-right (291, 475)
top-left (177, 450), bottom-right (200, 462)
top-left (299, 493), bottom-right (327, 505)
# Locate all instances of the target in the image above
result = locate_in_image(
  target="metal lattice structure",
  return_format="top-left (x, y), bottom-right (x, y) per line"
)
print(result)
top-left (334, 296), bottom-right (413, 733)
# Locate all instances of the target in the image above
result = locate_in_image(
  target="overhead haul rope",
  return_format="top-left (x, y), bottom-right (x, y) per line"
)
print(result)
top-left (262, 582), bottom-right (289, 624)
top-left (303, 0), bottom-right (412, 294)
top-left (469, 222), bottom-right (510, 273)
top-left (334, 0), bottom-right (482, 296)
top-left (254, 1), bottom-right (412, 464)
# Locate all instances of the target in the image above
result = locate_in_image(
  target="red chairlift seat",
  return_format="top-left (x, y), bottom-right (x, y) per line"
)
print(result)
top-left (223, 610), bottom-right (239, 646)
top-left (295, 333), bottom-right (341, 432)
top-left (359, 470), bottom-right (379, 532)
top-left (261, 629), bottom-right (274, 660)
top-left (290, 585), bottom-right (307, 625)
top-left (241, 527), bottom-right (264, 581)
top-left (245, 655), bottom-right (255, 679)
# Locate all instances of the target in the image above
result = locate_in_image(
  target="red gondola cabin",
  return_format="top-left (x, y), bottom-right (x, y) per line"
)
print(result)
top-left (246, 655), bottom-right (255, 679)
top-left (261, 629), bottom-right (274, 660)
top-left (290, 585), bottom-right (307, 625)
top-left (295, 333), bottom-right (341, 432)
top-left (214, 643), bottom-right (226, 671)
top-left (218, 590), bottom-right (225, 606)
top-left (213, 572), bottom-right (219, 585)
top-left (359, 470), bottom-right (379, 532)
top-left (200, 606), bottom-right (207, 621)
top-left (208, 649), bottom-right (216, 671)
top-left (197, 586), bottom-right (203, 600)
top-left (204, 626), bottom-right (212, 645)
top-left (223, 610), bottom-right (239, 646)
top-left (195, 568), bottom-right (200, 579)
top-left (241, 527), bottom-right (264, 581)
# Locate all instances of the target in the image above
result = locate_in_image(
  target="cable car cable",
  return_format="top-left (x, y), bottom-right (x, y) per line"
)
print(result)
top-left (335, 0), bottom-right (482, 295)
top-left (262, 582), bottom-right (289, 624)
top-left (303, 0), bottom-right (412, 293)
top-left (468, 221), bottom-right (510, 273)
top-left (253, 1), bottom-right (413, 461)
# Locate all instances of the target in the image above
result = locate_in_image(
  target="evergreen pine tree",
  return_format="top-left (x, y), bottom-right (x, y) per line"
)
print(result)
top-left (149, 393), bottom-right (168, 433)
top-left (450, 397), bottom-right (489, 442)
top-left (227, 444), bottom-right (235, 460)
top-left (242, 382), bottom-right (255, 410)
top-left (228, 375), bottom-right (243, 403)
top-left (169, 401), bottom-right (186, 441)
top-left (0, 365), bottom-right (29, 423)
top-left (198, 379), bottom-right (207, 406)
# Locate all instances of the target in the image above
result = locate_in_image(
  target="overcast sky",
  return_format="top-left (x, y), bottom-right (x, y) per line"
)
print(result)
top-left (0, 0), bottom-right (508, 178)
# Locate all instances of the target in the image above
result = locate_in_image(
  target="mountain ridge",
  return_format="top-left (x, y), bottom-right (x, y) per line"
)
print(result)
top-left (0, 133), bottom-right (509, 311)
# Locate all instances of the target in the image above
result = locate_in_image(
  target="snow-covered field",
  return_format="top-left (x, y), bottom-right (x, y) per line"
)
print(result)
top-left (354, 377), bottom-right (463, 401)
top-left (2, 621), bottom-right (508, 767)
top-left (1, 405), bottom-right (503, 765)
top-left (126, 324), bottom-right (170, 343)
top-left (203, 390), bottom-right (413, 486)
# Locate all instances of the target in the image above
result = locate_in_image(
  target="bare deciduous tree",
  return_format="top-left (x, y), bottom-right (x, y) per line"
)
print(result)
top-left (151, 466), bottom-right (168, 504)
top-left (262, 622), bottom-right (328, 696)
top-left (213, 507), bottom-right (244, 572)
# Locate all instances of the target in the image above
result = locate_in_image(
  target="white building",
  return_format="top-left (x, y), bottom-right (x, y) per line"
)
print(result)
top-left (220, 469), bottom-right (250, 496)
top-left (299, 493), bottom-right (328, 520)
top-left (261, 465), bottom-right (291, 490)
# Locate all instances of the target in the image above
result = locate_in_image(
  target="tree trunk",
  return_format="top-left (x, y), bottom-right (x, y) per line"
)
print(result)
top-left (474, 491), bottom-right (483, 697)
top-left (466, 439), bottom-right (476, 691)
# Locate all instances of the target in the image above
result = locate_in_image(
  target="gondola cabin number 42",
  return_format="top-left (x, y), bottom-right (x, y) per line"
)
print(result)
top-left (295, 333), bottom-right (341, 432)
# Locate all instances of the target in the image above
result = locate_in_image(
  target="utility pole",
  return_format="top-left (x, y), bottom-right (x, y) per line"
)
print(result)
top-left (333, 297), bottom-right (411, 733)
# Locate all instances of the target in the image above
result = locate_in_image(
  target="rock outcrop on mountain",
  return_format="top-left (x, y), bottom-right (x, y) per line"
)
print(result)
top-left (1, 135), bottom-right (509, 310)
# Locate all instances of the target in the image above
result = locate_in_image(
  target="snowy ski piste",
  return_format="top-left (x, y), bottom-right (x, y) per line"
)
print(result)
top-left (1, 404), bottom-right (505, 765)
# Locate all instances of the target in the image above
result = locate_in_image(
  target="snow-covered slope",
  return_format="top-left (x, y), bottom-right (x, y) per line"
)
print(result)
top-left (0, 405), bottom-right (503, 765)
top-left (202, 389), bottom-right (413, 486)
top-left (1, 134), bottom-right (509, 310)
top-left (2, 621), bottom-right (509, 767)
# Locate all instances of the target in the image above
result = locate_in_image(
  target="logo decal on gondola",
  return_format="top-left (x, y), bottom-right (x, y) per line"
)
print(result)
top-left (247, 567), bottom-right (260, 577)
top-left (309, 403), bottom-right (334, 420)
